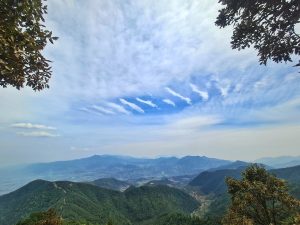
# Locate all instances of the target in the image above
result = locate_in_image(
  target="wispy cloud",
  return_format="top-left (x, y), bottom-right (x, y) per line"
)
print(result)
top-left (163, 99), bottom-right (176, 107)
top-left (106, 102), bottom-right (131, 115)
top-left (167, 116), bottom-right (221, 133)
top-left (41, 0), bottom-right (258, 102)
top-left (120, 99), bottom-right (145, 113)
top-left (79, 107), bottom-right (103, 116)
top-left (136, 98), bottom-right (158, 108)
top-left (165, 87), bottom-right (192, 105)
top-left (70, 146), bottom-right (92, 152)
top-left (1, 0), bottom-right (300, 166)
top-left (17, 131), bottom-right (60, 138)
top-left (216, 80), bottom-right (231, 97)
top-left (92, 105), bottom-right (115, 115)
top-left (189, 83), bottom-right (209, 101)
top-left (11, 123), bottom-right (56, 130)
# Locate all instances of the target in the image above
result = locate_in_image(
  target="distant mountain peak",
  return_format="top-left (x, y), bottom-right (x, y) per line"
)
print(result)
top-left (0, 154), bottom-right (231, 196)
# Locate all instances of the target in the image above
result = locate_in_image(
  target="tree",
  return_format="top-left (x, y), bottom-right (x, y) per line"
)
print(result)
top-left (216, 0), bottom-right (300, 68)
top-left (0, 0), bottom-right (58, 91)
top-left (223, 165), bottom-right (300, 225)
top-left (106, 219), bottom-right (114, 225)
top-left (16, 208), bottom-right (62, 225)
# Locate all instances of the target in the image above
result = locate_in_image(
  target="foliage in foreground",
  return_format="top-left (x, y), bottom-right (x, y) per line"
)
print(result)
top-left (223, 165), bottom-right (300, 225)
top-left (216, 0), bottom-right (300, 68)
top-left (0, 0), bottom-right (57, 90)
top-left (153, 213), bottom-right (219, 225)
top-left (17, 211), bottom-right (217, 225)
top-left (16, 209), bottom-right (116, 225)
top-left (16, 209), bottom-right (62, 225)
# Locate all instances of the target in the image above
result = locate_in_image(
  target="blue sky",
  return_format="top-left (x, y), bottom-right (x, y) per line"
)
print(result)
top-left (1, 0), bottom-right (300, 166)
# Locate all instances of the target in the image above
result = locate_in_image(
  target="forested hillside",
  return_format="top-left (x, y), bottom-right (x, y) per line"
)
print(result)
top-left (189, 164), bottom-right (300, 196)
top-left (188, 164), bottom-right (300, 223)
top-left (89, 178), bottom-right (131, 191)
top-left (0, 180), bottom-right (199, 225)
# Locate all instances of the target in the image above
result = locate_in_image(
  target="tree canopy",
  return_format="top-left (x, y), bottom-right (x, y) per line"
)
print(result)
top-left (223, 165), bottom-right (300, 225)
top-left (16, 209), bottom-right (62, 225)
top-left (216, 0), bottom-right (300, 68)
top-left (0, 0), bottom-right (57, 91)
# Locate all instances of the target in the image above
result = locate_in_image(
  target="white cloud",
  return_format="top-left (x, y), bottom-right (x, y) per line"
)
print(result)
top-left (165, 87), bottom-right (192, 105)
top-left (136, 98), bottom-right (158, 108)
top-left (103, 124), bottom-right (300, 161)
top-left (120, 99), bottom-right (145, 113)
top-left (215, 79), bottom-right (231, 97)
top-left (92, 105), bottom-right (115, 115)
top-left (172, 116), bottom-right (220, 128)
top-left (189, 83), bottom-right (209, 101)
top-left (11, 123), bottom-right (56, 130)
top-left (38, 0), bottom-right (258, 103)
top-left (250, 97), bottom-right (300, 123)
top-left (234, 83), bottom-right (242, 93)
top-left (165, 116), bottom-right (221, 136)
top-left (70, 146), bottom-right (91, 152)
top-left (284, 72), bottom-right (300, 82)
top-left (79, 107), bottom-right (104, 116)
top-left (1, 0), bottom-right (300, 166)
top-left (254, 77), bottom-right (270, 90)
top-left (17, 131), bottom-right (59, 138)
top-left (163, 99), bottom-right (176, 107)
top-left (106, 102), bottom-right (131, 115)
top-left (79, 107), bottom-right (91, 113)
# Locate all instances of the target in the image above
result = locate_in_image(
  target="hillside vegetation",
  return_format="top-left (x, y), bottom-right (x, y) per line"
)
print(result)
top-left (0, 180), bottom-right (199, 225)
top-left (189, 164), bottom-right (300, 196)
top-left (189, 164), bottom-right (300, 223)
top-left (89, 178), bottom-right (131, 191)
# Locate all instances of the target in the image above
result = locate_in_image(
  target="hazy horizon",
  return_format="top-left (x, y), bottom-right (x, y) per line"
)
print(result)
top-left (1, 0), bottom-right (300, 166)
top-left (1, 153), bottom-right (300, 169)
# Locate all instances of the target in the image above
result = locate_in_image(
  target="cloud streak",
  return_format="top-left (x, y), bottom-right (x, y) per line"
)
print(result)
top-left (163, 99), bottom-right (176, 107)
top-left (106, 102), bottom-right (131, 115)
top-left (165, 87), bottom-right (192, 105)
top-left (17, 131), bottom-right (60, 138)
top-left (92, 105), bottom-right (115, 115)
top-left (190, 83), bottom-right (209, 101)
top-left (136, 98), bottom-right (158, 108)
top-left (11, 123), bottom-right (56, 130)
top-left (120, 99), bottom-right (145, 113)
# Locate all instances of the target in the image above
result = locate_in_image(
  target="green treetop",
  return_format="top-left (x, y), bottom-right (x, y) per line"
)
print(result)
top-left (0, 0), bottom-right (58, 91)
top-left (223, 165), bottom-right (300, 225)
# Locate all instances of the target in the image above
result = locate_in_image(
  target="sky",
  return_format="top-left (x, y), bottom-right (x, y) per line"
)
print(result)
top-left (1, 0), bottom-right (300, 166)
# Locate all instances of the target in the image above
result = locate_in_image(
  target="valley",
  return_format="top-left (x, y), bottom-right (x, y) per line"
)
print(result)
top-left (1, 155), bottom-right (300, 225)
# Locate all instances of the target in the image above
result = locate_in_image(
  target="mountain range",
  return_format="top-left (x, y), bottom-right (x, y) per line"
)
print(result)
top-left (0, 155), bottom-right (230, 195)
top-left (1, 154), bottom-right (300, 197)
top-left (1, 156), bottom-right (300, 225)
top-left (255, 156), bottom-right (300, 168)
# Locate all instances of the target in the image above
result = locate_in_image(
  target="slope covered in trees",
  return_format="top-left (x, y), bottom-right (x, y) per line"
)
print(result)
top-left (189, 167), bottom-right (246, 195)
top-left (189, 165), bottom-right (300, 224)
top-left (89, 178), bottom-right (131, 191)
top-left (189, 165), bottom-right (300, 196)
top-left (0, 180), bottom-right (199, 225)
